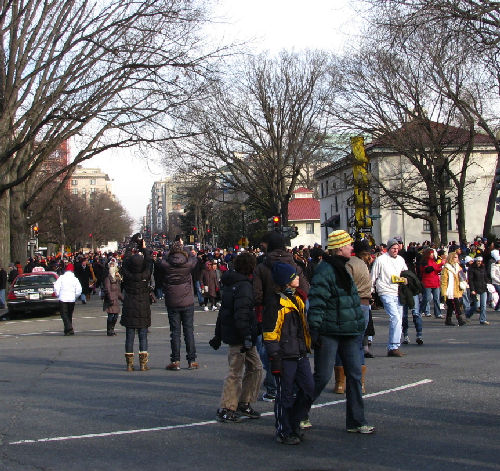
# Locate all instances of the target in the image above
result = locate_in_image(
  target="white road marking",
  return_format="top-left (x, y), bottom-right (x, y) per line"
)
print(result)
top-left (9, 379), bottom-right (433, 446)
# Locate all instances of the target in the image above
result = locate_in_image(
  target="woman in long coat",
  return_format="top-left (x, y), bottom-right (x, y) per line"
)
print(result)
top-left (120, 236), bottom-right (153, 371)
top-left (202, 261), bottom-right (219, 311)
top-left (103, 259), bottom-right (123, 336)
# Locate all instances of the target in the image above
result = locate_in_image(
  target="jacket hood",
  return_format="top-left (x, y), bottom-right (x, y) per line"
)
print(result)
top-left (221, 270), bottom-right (249, 286)
top-left (266, 249), bottom-right (294, 265)
top-left (126, 254), bottom-right (146, 272)
top-left (167, 252), bottom-right (189, 267)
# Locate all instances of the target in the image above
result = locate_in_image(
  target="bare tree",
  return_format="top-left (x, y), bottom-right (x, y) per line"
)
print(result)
top-left (364, 0), bottom-right (500, 237)
top-left (163, 51), bottom-right (334, 224)
top-left (0, 0), bottom-right (225, 263)
top-left (329, 36), bottom-right (481, 245)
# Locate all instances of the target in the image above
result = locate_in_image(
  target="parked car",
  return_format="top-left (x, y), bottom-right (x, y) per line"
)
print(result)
top-left (7, 270), bottom-right (60, 317)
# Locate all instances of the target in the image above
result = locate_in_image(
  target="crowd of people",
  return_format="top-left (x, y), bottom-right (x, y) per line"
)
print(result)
top-left (0, 231), bottom-right (498, 445)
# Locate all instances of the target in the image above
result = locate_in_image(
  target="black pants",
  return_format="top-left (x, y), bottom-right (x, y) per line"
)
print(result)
top-left (274, 357), bottom-right (314, 438)
top-left (59, 302), bottom-right (75, 334)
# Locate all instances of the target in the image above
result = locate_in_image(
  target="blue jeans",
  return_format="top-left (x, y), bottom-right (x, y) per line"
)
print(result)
top-left (336, 304), bottom-right (370, 367)
top-left (403, 295), bottom-right (422, 338)
top-left (125, 327), bottom-right (148, 353)
top-left (80, 293), bottom-right (86, 303)
top-left (194, 281), bottom-right (204, 306)
top-left (0, 288), bottom-right (5, 308)
top-left (467, 292), bottom-right (487, 323)
top-left (167, 305), bottom-right (196, 362)
top-left (379, 294), bottom-right (403, 350)
top-left (461, 289), bottom-right (470, 313)
top-left (421, 287), bottom-right (442, 317)
top-left (256, 334), bottom-right (276, 395)
top-left (313, 335), bottom-right (367, 429)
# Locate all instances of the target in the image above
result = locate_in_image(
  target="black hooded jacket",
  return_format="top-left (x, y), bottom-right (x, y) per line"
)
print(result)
top-left (214, 270), bottom-right (258, 345)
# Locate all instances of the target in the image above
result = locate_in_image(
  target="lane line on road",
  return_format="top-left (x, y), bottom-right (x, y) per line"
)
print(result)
top-left (8, 378), bottom-right (433, 446)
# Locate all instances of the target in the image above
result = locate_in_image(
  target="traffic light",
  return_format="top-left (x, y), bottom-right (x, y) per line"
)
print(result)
top-left (192, 226), bottom-right (197, 232)
top-left (33, 224), bottom-right (39, 236)
top-left (267, 216), bottom-right (281, 231)
top-left (206, 228), bottom-right (211, 233)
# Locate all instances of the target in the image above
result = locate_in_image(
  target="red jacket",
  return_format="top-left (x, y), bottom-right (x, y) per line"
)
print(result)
top-left (419, 258), bottom-right (442, 288)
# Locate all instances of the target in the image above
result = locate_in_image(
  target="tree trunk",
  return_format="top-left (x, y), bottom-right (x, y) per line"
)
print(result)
top-left (429, 213), bottom-right (440, 246)
top-left (0, 190), bottom-right (11, 265)
top-left (10, 183), bottom-right (29, 263)
top-left (482, 152), bottom-right (500, 238)
top-left (439, 195), bottom-right (448, 246)
top-left (456, 194), bottom-right (467, 244)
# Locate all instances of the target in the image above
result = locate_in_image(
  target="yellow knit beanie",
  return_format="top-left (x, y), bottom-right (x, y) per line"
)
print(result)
top-left (327, 230), bottom-right (354, 250)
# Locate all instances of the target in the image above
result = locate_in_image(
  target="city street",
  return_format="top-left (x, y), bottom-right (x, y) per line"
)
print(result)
top-left (0, 299), bottom-right (499, 471)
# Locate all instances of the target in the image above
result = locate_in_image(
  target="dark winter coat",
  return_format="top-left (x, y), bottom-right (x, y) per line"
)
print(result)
top-left (263, 291), bottom-right (311, 360)
top-left (120, 247), bottom-right (152, 329)
top-left (75, 263), bottom-right (93, 295)
top-left (468, 263), bottom-right (488, 294)
top-left (160, 251), bottom-right (197, 308)
top-left (202, 267), bottom-right (218, 298)
top-left (253, 249), bottom-right (310, 306)
top-left (214, 270), bottom-right (258, 345)
top-left (0, 268), bottom-right (7, 290)
top-left (103, 274), bottom-right (123, 314)
top-left (398, 270), bottom-right (423, 309)
top-left (308, 256), bottom-right (365, 337)
top-left (8, 268), bottom-right (18, 284)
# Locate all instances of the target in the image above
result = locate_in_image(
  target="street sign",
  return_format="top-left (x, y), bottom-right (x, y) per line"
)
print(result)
top-left (368, 214), bottom-right (381, 219)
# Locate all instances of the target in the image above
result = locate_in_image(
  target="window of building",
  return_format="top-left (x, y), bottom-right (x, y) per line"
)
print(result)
top-left (90, 179), bottom-right (96, 185)
top-left (71, 179), bottom-right (77, 186)
top-left (335, 195), bottom-right (338, 212)
top-left (321, 182), bottom-right (324, 198)
top-left (81, 188), bottom-right (86, 195)
top-left (71, 188), bottom-right (78, 195)
top-left (325, 180), bottom-right (328, 195)
top-left (423, 219), bottom-right (430, 232)
top-left (90, 187), bottom-right (96, 193)
top-left (306, 223), bottom-right (314, 234)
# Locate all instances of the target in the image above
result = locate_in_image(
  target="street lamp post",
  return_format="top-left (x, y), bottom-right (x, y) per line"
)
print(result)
top-left (240, 204), bottom-right (246, 238)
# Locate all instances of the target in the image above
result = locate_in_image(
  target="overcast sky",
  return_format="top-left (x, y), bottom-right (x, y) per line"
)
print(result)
top-left (81, 0), bottom-right (363, 231)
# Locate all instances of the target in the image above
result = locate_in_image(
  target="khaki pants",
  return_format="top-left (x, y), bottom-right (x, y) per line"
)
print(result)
top-left (220, 345), bottom-right (263, 411)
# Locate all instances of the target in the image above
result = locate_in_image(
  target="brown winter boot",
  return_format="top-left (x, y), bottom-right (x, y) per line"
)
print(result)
top-left (333, 366), bottom-right (346, 394)
top-left (139, 352), bottom-right (150, 371)
top-left (125, 353), bottom-right (134, 371)
top-left (445, 315), bottom-right (455, 326)
top-left (457, 314), bottom-right (467, 326)
top-left (361, 365), bottom-right (367, 394)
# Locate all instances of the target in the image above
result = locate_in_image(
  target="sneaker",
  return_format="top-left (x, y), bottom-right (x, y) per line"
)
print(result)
top-left (276, 434), bottom-right (301, 445)
top-left (347, 424), bottom-right (375, 434)
top-left (299, 419), bottom-right (312, 430)
top-left (402, 335), bottom-right (410, 344)
top-left (216, 302), bottom-right (221, 308)
top-left (416, 337), bottom-right (424, 345)
top-left (237, 403), bottom-right (261, 419)
top-left (436, 314), bottom-right (444, 319)
top-left (211, 306), bottom-right (218, 311)
top-left (424, 313), bottom-right (432, 317)
top-left (166, 361), bottom-right (180, 371)
top-left (261, 392), bottom-right (276, 402)
top-left (387, 349), bottom-right (404, 357)
top-left (203, 306), bottom-right (209, 311)
top-left (216, 408), bottom-right (242, 423)
top-left (364, 351), bottom-right (375, 358)
top-left (188, 361), bottom-right (199, 370)
top-left (480, 321), bottom-right (490, 325)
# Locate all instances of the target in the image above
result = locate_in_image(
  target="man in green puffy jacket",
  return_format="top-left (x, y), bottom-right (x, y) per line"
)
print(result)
top-left (308, 230), bottom-right (375, 434)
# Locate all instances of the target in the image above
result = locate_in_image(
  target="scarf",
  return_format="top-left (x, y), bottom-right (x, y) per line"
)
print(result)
top-left (324, 254), bottom-right (352, 294)
top-left (445, 262), bottom-right (459, 299)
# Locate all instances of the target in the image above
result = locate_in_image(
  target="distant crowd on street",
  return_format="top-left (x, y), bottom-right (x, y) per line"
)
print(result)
top-left (0, 231), bottom-right (498, 445)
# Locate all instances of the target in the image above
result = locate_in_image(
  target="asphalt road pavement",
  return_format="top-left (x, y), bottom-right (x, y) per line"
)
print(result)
top-left (0, 298), bottom-right (499, 471)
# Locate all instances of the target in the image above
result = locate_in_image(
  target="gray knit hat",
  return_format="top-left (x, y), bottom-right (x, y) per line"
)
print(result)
top-left (387, 238), bottom-right (399, 249)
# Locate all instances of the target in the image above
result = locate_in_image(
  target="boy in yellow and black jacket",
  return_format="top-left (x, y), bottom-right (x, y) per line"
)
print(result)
top-left (263, 262), bottom-right (314, 445)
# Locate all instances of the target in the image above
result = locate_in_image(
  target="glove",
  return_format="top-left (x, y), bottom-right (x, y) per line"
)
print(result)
top-left (209, 336), bottom-right (221, 350)
top-left (270, 357), bottom-right (281, 376)
top-left (240, 336), bottom-right (253, 353)
top-left (424, 266), bottom-right (434, 274)
top-left (309, 329), bottom-right (321, 350)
